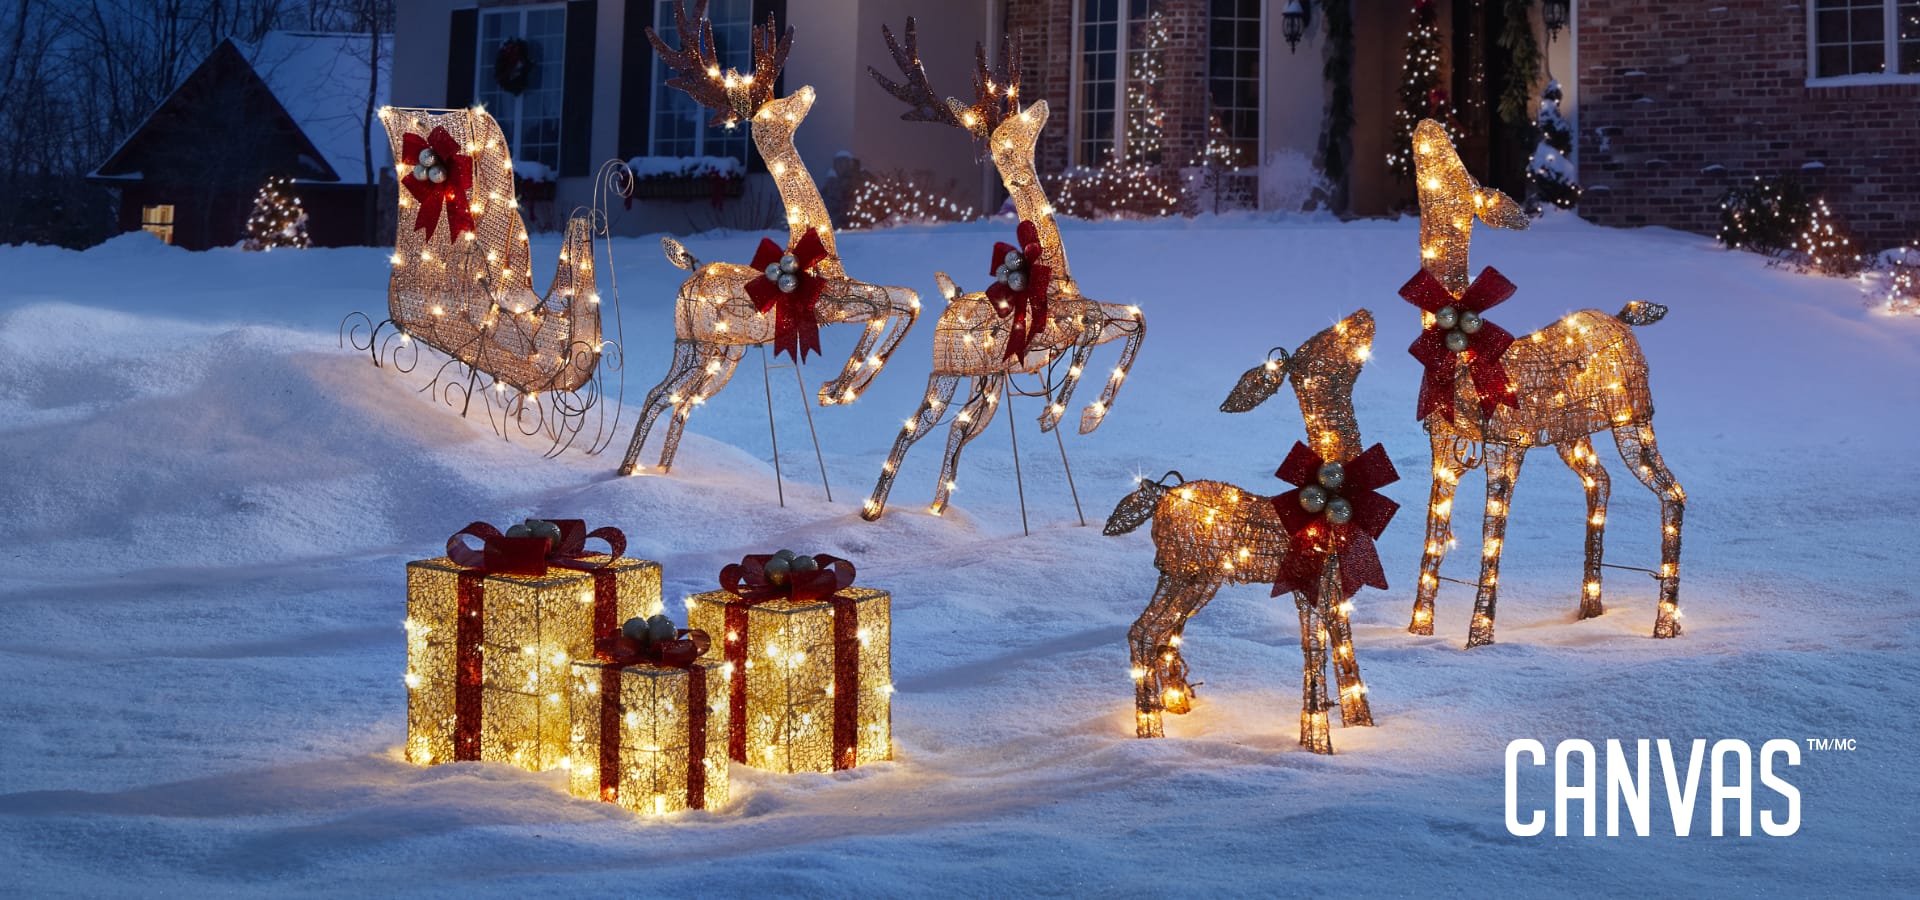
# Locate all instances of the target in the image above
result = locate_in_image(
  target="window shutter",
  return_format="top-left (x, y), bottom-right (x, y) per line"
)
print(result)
top-left (618, 0), bottom-right (655, 160)
top-left (746, 0), bottom-right (786, 174)
top-left (561, 0), bottom-right (599, 177)
top-left (446, 8), bottom-right (478, 109)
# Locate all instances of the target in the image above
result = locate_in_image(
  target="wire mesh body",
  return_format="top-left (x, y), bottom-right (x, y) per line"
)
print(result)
top-left (382, 107), bottom-right (601, 396)
top-left (1406, 119), bottom-right (1686, 646)
top-left (1111, 313), bottom-right (1377, 752)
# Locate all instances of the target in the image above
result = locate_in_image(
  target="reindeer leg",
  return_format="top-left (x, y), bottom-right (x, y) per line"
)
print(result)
top-left (1614, 422), bottom-right (1686, 638)
top-left (1037, 314), bottom-right (1103, 433)
top-left (1467, 443), bottom-right (1527, 648)
top-left (931, 374), bottom-right (1004, 516)
top-left (1129, 572), bottom-right (1217, 738)
top-left (823, 289), bottom-right (921, 404)
top-left (618, 339), bottom-right (699, 476)
top-left (1296, 589), bottom-right (1334, 755)
top-left (1555, 437), bottom-right (1611, 620)
top-left (1079, 306), bottom-right (1145, 434)
top-left (862, 373), bottom-right (959, 521)
top-left (658, 345), bottom-right (745, 472)
top-left (1412, 429), bottom-right (1472, 634)
top-left (1324, 567), bottom-right (1372, 726)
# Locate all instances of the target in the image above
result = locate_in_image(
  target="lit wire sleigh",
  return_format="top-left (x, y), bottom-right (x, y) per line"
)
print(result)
top-left (342, 106), bottom-right (628, 457)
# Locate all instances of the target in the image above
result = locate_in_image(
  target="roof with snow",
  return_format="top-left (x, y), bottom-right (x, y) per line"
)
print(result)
top-left (92, 31), bottom-right (391, 185)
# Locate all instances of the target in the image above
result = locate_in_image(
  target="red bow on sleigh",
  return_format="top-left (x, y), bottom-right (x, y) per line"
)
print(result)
top-left (745, 228), bottom-right (832, 363)
top-left (1269, 442), bottom-right (1400, 604)
top-left (400, 127), bottom-right (475, 242)
top-left (985, 220), bottom-right (1054, 360)
top-left (1400, 265), bottom-right (1519, 424)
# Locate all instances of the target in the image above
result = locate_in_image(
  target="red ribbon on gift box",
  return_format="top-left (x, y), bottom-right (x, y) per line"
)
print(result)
top-left (717, 554), bottom-right (865, 770)
top-left (442, 520), bottom-right (628, 761)
top-left (593, 630), bottom-right (713, 810)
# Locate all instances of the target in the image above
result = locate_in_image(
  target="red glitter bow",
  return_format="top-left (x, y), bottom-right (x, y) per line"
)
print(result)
top-left (594, 628), bottom-right (711, 669)
top-left (719, 553), bottom-right (856, 604)
top-left (744, 228), bottom-right (832, 363)
top-left (1269, 442), bottom-right (1400, 604)
top-left (400, 127), bottom-right (475, 242)
top-left (1400, 266), bottom-right (1519, 423)
top-left (985, 220), bottom-right (1054, 360)
top-left (445, 519), bottom-right (626, 576)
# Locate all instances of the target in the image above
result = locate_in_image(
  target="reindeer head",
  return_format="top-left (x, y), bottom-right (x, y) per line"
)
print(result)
top-left (1221, 310), bottom-right (1375, 414)
top-left (648, 0), bottom-right (794, 129)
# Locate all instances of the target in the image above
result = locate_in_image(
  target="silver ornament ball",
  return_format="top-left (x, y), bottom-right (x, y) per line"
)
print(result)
top-left (779, 253), bottom-right (798, 273)
top-left (1317, 461), bottom-right (1346, 490)
top-left (622, 616), bottom-right (653, 643)
top-left (789, 555), bottom-right (819, 574)
top-left (1434, 306), bottom-right (1459, 330)
top-left (1298, 485), bottom-right (1328, 514)
top-left (1445, 329), bottom-right (1470, 352)
top-left (1459, 310), bottom-right (1483, 334)
top-left (417, 148), bottom-right (437, 167)
top-left (765, 262), bottom-right (783, 281)
top-left (777, 273), bottom-right (799, 293)
top-left (646, 614), bottom-right (677, 644)
top-left (762, 555), bottom-right (791, 587)
top-left (1006, 272), bottom-right (1027, 292)
top-left (427, 165), bottom-right (447, 185)
top-left (1326, 497), bottom-right (1354, 525)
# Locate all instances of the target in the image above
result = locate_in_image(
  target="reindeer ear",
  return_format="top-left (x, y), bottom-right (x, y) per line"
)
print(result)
top-left (1023, 99), bottom-right (1049, 128)
top-left (1220, 355), bottom-right (1285, 413)
top-left (1477, 187), bottom-right (1531, 230)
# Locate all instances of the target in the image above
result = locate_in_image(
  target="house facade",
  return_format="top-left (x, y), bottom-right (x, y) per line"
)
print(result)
top-left (1575, 0), bottom-right (1920, 249)
top-left (90, 32), bottom-right (391, 250)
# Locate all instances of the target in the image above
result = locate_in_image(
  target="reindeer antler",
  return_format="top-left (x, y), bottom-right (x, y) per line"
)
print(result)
top-left (870, 19), bottom-right (1021, 140)
top-left (647, 1), bottom-right (791, 127)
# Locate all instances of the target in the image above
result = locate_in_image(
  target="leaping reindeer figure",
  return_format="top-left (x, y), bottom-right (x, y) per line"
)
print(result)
top-left (1402, 119), bottom-right (1685, 647)
top-left (617, 2), bottom-right (920, 476)
top-left (860, 20), bottom-right (1146, 520)
top-left (1106, 312), bottom-right (1385, 754)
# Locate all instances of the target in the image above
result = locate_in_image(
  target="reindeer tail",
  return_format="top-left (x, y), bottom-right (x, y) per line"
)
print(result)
top-left (1104, 471), bottom-right (1183, 536)
top-left (662, 237), bottom-right (699, 271)
top-left (1617, 300), bottom-right (1668, 326)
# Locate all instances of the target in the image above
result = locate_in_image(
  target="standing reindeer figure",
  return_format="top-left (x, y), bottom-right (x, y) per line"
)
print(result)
top-left (617, 2), bottom-right (920, 476)
top-left (1106, 312), bottom-right (1395, 754)
top-left (1401, 119), bottom-right (1685, 647)
top-left (859, 20), bottom-right (1146, 520)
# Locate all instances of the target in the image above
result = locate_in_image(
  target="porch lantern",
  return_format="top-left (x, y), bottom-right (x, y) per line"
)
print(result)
top-left (1282, 0), bottom-right (1309, 53)
top-left (1543, 0), bottom-right (1569, 43)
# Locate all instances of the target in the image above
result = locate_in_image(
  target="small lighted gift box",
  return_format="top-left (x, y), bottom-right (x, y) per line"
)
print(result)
top-left (686, 552), bottom-right (892, 775)
top-left (567, 619), bottom-right (729, 816)
top-left (405, 520), bottom-right (660, 772)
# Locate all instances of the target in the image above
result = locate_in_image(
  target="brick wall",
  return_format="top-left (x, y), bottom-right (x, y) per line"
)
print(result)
top-left (1576, 1), bottom-right (1920, 250)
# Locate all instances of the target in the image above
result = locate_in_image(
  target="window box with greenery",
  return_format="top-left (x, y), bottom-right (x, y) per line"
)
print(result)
top-left (623, 156), bottom-right (747, 201)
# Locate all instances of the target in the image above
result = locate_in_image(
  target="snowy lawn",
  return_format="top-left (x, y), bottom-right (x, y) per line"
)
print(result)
top-left (1, 214), bottom-right (1915, 895)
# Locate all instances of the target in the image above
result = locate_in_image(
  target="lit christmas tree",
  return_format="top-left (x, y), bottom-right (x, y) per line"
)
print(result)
top-left (243, 175), bottom-right (309, 251)
top-left (1528, 79), bottom-right (1580, 209)
top-left (1387, 0), bottom-right (1459, 181)
top-left (1124, 9), bottom-right (1169, 165)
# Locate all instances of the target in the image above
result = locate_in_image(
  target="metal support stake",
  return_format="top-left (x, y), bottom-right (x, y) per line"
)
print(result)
top-left (759, 347), bottom-right (785, 507)
top-left (1005, 380), bottom-right (1029, 536)
top-left (1053, 425), bottom-right (1086, 527)
top-left (788, 361), bottom-right (833, 502)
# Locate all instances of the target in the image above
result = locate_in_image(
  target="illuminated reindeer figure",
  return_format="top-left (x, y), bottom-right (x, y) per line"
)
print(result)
top-left (1402, 119), bottom-right (1685, 648)
top-left (1106, 312), bottom-right (1388, 754)
top-left (617, 2), bottom-right (920, 476)
top-left (860, 20), bottom-right (1145, 520)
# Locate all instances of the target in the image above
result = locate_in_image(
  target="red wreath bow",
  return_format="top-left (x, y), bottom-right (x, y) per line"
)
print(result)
top-left (1401, 265), bottom-right (1519, 423)
top-left (400, 127), bottom-right (475, 242)
top-left (595, 628), bottom-right (711, 669)
top-left (445, 519), bottom-right (626, 576)
top-left (985, 220), bottom-right (1054, 360)
top-left (1269, 442), bottom-right (1400, 604)
top-left (744, 228), bottom-right (832, 363)
top-left (719, 552), bottom-right (856, 604)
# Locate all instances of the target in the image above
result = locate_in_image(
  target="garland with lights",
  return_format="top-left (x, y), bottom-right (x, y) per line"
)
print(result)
top-left (1528, 79), bottom-right (1580, 209)
top-left (1388, 0), bottom-right (1459, 182)
top-left (242, 174), bottom-right (308, 251)
top-left (1795, 196), bottom-right (1867, 277)
top-left (844, 170), bottom-right (977, 230)
top-left (1318, 0), bottom-right (1355, 208)
top-left (1496, 0), bottom-right (1541, 127)
top-left (1717, 174), bottom-right (1811, 258)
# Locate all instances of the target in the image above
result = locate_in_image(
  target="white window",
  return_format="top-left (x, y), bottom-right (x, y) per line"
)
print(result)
top-left (1809, 0), bottom-right (1920, 81)
top-left (141, 204), bottom-right (174, 244)
top-left (1073, 0), bottom-right (1264, 166)
top-left (650, 0), bottom-right (752, 163)
top-left (476, 5), bottom-right (567, 171)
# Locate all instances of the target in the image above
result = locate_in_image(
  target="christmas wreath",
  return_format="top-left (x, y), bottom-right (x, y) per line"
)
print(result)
top-left (494, 38), bottom-right (533, 95)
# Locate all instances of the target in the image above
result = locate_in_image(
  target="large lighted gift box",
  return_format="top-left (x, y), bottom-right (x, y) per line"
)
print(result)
top-left (405, 520), bottom-right (660, 771)
top-left (685, 552), bottom-right (892, 774)
top-left (567, 623), bottom-right (729, 816)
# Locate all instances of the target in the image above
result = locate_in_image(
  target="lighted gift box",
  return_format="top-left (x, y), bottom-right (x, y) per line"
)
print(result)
top-left (567, 652), bottom-right (729, 815)
top-left (404, 521), bottom-right (660, 771)
top-left (685, 553), bottom-right (892, 774)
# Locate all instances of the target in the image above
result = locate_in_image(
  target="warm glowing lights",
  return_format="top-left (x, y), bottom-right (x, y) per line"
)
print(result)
top-left (568, 658), bottom-right (729, 816)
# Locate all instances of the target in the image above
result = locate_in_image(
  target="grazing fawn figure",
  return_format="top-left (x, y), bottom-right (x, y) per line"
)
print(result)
top-left (1402, 119), bottom-right (1685, 647)
top-left (617, 2), bottom-right (920, 476)
top-left (860, 20), bottom-right (1146, 520)
top-left (1106, 311), bottom-right (1383, 754)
